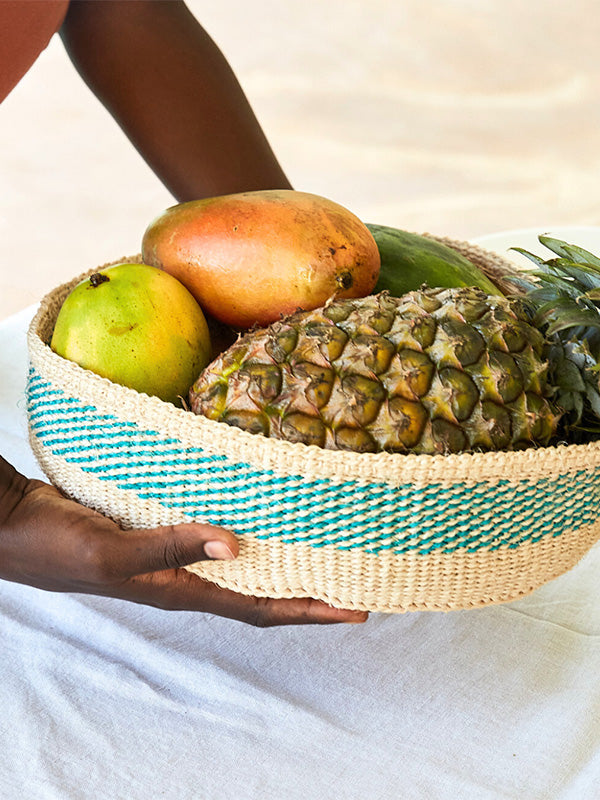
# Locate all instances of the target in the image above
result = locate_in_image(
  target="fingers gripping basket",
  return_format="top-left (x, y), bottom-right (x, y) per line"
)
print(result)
top-left (26, 241), bottom-right (600, 613)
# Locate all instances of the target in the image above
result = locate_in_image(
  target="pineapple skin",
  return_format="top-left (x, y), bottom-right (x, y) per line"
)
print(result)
top-left (189, 289), bottom-right (560, 455)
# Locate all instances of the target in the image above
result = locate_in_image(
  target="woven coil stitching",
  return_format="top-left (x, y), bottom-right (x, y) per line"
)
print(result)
top-left (27, 368), bottom-right (600, 556)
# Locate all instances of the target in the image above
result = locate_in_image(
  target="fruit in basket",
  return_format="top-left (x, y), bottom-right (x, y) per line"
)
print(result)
top-left (367, 223), bottom-right (502, 296)
top-left (189, 288), bottom-right (559, 454)
top-left (141, 189), bottom-right (381, 329)
top-left (51, 262), bottom-right (211, 406)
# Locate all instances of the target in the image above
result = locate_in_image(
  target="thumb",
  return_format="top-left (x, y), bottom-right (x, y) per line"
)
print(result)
top-left (112, 522), bottom-right (238, 578)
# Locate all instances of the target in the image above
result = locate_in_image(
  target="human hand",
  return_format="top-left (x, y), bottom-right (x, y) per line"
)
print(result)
top-left (0, 459), bottom-right (368, 626)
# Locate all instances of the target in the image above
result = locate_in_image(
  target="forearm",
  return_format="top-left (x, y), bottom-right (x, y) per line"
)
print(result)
top-left (60, 0), bottom-right (292, 201)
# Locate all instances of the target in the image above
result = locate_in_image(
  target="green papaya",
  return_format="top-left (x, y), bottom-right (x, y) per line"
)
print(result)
top-left (366, 223), bottom-right (502, 296)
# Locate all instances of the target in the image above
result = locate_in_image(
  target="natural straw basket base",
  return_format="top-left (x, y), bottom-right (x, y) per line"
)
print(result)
top-left (26, 242), bottom-right (600, 613)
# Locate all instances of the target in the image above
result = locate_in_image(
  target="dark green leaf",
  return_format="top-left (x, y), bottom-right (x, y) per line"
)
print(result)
top-left (536, 236), bottom-right (572, 259)
top-left (525, 272), bottom-right (583, 297)
top-left (547, 260), bottom-right (600, 290)
top-left (509, 247), bottom-right (548, 267)
top-left (585, 386), bottom-right (600, 419)
top-left (555, 358), bottom-right (586, 392)
top-left (545, 307), bottom-right (600, 335)
top-left (539, 236), bottom-right (600, 268)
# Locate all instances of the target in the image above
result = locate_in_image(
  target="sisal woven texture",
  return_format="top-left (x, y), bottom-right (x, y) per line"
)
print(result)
top-left (25, 243), bottom-right (600, 613)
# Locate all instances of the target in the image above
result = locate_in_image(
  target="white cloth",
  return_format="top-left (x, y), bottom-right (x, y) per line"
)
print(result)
top-left (1, 264), bottom-right (600, 798)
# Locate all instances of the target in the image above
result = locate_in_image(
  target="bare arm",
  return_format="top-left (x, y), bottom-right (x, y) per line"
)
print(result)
top-left (59, 0), bottom-right (292, 201)
top-left (0, 2), bottom-right (368, 625)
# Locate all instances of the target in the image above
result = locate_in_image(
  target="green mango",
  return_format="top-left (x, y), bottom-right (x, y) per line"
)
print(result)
top-left (51, 262), bottom-right (212, 406)
top-left (367, 223), bottom-right (502, 296)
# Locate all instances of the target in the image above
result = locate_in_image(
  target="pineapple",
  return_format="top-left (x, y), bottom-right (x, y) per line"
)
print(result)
top-left (509, 235), bottom-right (600, 439)
top-left (189, 288), bottom-right (560, 455)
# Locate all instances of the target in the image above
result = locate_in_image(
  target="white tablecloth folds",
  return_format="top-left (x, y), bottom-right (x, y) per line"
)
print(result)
top-left (1, 230), bottom-right (600, 799)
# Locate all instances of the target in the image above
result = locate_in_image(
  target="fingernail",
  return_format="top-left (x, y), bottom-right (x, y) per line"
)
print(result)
top-left (204, 540), bottom-right (236, 560)
top-left (345, 612), bottom-right (369, 624)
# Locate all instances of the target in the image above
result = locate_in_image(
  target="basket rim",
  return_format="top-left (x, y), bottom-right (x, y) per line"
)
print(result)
top-left (26, 242), bottom-right (600, 485)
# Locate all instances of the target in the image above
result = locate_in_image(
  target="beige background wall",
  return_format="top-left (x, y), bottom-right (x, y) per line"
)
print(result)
top-left (1, 0), bottom-right (599, 319)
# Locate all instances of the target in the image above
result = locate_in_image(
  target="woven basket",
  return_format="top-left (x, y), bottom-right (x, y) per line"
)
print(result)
top-left (26, 238), bottom-right (600, 613)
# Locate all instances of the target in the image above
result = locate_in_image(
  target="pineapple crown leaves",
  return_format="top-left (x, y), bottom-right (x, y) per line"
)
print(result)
top-left (537, 235), bottom-right (600, 268)
top-left (510, 235), bottom-right (600, 281)
top-left (507, 236), bottom-right (600, 340)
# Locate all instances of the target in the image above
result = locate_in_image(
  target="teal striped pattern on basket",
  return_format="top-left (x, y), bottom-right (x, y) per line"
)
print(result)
top-left (26, 369), bottom-right (600, 555)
